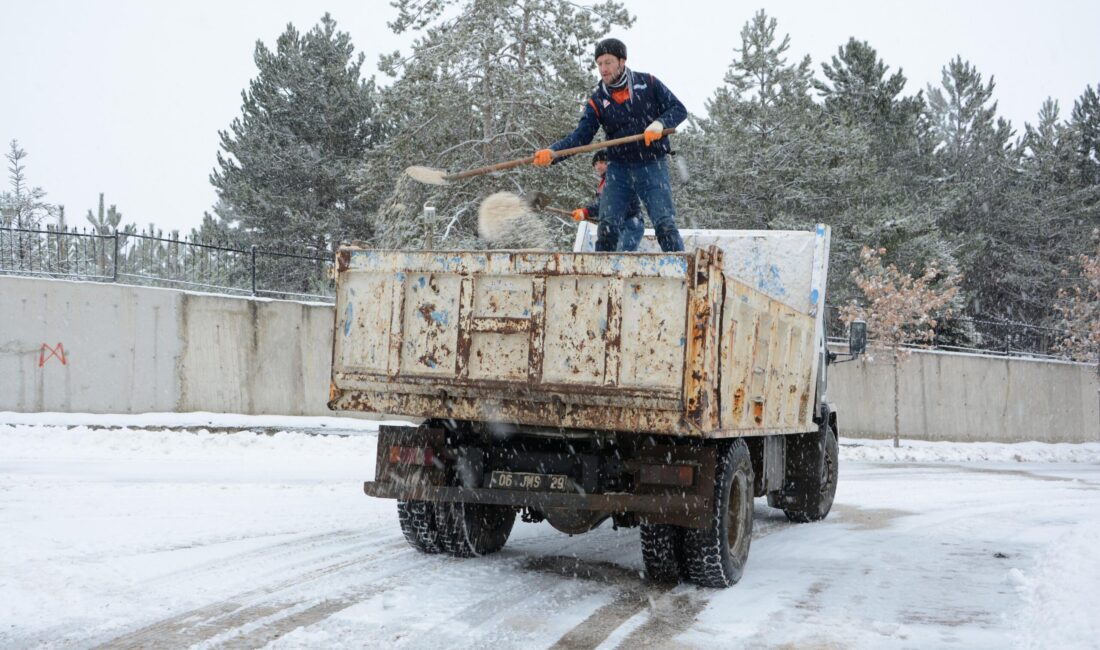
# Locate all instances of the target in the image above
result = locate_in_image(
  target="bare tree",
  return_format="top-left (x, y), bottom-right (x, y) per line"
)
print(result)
top-left (1054, 230), bottom-right (1100, 365)
top-left (840, 246), bottom-right (961, 447)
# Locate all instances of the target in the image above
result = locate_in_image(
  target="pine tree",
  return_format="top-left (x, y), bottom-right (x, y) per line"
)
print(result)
top-left (210, 14), bottom-right (383, 255)
top-left (693, 10), bottom-right (821, 232)
top-left (1005, 100), bottom-right (1095, 336)
top-left (1, 140), bottom-right (59, 272)
top-left (1, 140), bottom-right (57, 230)
top-left (813, 39), bottom-right (954, 314)
top-left (815, 38), bottom-right (926, 168)
top-left (362, 0), bottom-right (633, 249)
top-left (1070, 84), bottom-right (1100, 186)
top-left (86, 192), bottom-right (132, 235)
top-left (925, 57), bottom-right (1018, 340)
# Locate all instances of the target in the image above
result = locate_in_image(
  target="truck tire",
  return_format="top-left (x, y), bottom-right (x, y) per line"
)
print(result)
top-left (397, 500), bottom-right (443, 553)
top-left (436, 502), bottom-right (516, 558)
top-left (682, 439), bottom-right (754, 588)
top-left (640, 524), bottom-right (686, 583)
top-left (777, 425), bottom-right (838, 523)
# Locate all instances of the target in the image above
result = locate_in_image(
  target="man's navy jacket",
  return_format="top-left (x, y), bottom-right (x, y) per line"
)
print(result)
top-left (550, 68), bottom-right (688, 163)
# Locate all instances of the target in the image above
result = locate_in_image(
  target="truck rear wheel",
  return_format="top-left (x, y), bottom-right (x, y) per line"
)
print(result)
top-left (682, 439), bottom-right (754, 588)
top-left (397, 500), bottom-right (516, 557)
top-left (640, 524), bottom-right (685, 583)
top-left (436, 502), bottom-right (516, 558)
top-left (397, 500), bottom-right (443, 553)
top-left (775, 425), bottom-right (838, 523)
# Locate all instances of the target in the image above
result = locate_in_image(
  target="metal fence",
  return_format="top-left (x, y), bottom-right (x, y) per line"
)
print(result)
top-left (824, 304), bottom-right (1096, 362)
top-left (1, 226), bottom-right (334, 302)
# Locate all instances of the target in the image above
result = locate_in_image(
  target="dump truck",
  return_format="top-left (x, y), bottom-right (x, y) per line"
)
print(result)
top-left (328, 224), bottom-right (864, 588)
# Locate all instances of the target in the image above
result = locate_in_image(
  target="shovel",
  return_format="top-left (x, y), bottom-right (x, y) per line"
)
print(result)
top-left (406, 128), bottom-right (677, 185)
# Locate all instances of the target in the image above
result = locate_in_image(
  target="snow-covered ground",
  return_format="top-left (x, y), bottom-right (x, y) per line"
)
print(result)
top-left (1, 414), bottom-right (1098, 649)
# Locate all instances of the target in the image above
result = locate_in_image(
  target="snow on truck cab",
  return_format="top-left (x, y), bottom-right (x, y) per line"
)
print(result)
top-left (328, 223), bottom-right (863, 588)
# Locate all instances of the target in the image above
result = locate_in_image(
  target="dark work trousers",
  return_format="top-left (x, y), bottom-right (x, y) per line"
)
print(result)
top-left (596, 158), bottom-right (684, 252)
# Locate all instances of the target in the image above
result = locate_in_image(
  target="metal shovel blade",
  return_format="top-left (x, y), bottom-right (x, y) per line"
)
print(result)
top-left (405, 166), bottom-right (450, 185)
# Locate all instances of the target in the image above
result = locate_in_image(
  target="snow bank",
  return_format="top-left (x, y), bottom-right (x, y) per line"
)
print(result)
top-left (1009, 519), bottom-right (1100, 649)
top-left (0, 423), bottom-right (387, 462)
top-left (841, 438), bottom-right (1100, 464)
top-left (0, 411), bottom-right (393, 431)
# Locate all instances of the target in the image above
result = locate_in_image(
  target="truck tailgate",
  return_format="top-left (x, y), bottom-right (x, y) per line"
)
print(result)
top-left (329, 249), bottom-right (722, 434)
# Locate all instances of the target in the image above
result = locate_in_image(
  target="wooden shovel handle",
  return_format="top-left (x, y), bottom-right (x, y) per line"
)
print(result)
top-left (542, 205), bottom-right (599, 224)
top-left (444, 128), bottom-right (678, 182)
top-left (542, 206), bottom-right (573, 217)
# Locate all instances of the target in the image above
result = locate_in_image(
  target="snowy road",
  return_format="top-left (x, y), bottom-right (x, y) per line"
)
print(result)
top-left (2, 417), bottom-right (1098, 649)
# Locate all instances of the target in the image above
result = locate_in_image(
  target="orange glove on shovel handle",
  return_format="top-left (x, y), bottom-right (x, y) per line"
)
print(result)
top-left (572, 208), bottom-right (588, 222)
top-left (644, 120), bottom-right (665, 147)
top-left (533, 149), bottom-right (554, 167)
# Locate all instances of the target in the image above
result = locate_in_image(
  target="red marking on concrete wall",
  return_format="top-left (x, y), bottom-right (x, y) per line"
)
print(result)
top-left (39, 343), bottom-right (67, 367)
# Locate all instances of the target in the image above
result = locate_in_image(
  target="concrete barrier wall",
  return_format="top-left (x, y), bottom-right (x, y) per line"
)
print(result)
top-left (826, 346), bottom-right (1100, 443)
top-left (1, 277), bottom-right (182, 413)
top-left (176, 293), bottom-right (334, 415)
top-left (1, 276), bottom-right (336, 416)
top-left (3, 275), bottom-right (1098, 441)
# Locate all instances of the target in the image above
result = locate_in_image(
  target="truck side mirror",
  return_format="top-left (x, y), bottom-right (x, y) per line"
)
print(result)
top-left (849, 320), bottom-right (867, 356)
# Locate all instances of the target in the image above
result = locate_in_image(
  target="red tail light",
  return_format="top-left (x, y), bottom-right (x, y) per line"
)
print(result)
top-left (388, 446), bottom-right (436, 466)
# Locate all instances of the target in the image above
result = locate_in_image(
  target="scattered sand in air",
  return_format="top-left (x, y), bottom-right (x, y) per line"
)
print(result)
top-left (477, 191), bottom-right (552, 250)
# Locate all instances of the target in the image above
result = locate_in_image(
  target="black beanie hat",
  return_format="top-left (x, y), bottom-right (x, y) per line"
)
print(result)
top-left (592, 150), bottom-right (607, 165)
top-left (594, 38), bottom-right (627, 61)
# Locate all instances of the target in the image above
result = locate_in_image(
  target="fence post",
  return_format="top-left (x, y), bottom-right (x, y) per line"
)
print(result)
top-left (423, 203), bottom-right (437, 250)
top-left (250, 245), bottom-right (257, 296)
top-left (113, 229), bottom-right (120, 282)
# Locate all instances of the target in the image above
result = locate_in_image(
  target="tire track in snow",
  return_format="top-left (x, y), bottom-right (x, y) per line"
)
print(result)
top-left (534, 556), bottom-right (673, 650)
top-left (37, 527), bottom-right (401, 647)
top-left (136, 527), bottom-right (384, 584)
top-left (544, 511), bottom-right (799, 650)
top-left (615, 591), bottom-right (711, 648)
top-left (200, 557), bottom-right (444, 649)
top-left (97, 532), bottom-right (422, 649)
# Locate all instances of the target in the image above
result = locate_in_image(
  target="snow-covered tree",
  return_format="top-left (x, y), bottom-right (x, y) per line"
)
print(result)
top-left (1070, 84), bottom-right (1100, 186)
top-left (1, 140), bottom-right (58, 230)
top-left (86, 193), bottom-right (132, 235)
top-left (85, 193), bottom-right (136, 276)
top-left (689, 10), bottom-right (821, 232)
top-left (210, 14), bottom-right (384, 254)
top-left (924, 58), bottom-right (1023, 340)
top-left (360, 0), bottom-right (633, 249)
top-left (812, 39), bottom-right (954, 312)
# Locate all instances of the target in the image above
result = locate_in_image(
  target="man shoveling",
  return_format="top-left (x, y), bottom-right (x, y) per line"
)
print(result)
top-left (534, 38), bottom-right (687, 253)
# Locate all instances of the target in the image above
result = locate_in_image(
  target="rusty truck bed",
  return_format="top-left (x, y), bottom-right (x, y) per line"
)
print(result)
top-left (330, 226), bottom-right (830, 438)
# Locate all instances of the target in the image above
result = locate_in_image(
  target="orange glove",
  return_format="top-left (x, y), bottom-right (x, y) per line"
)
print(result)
top-left (572, 208), bottom-right (588, 222)
top-left (533, 149), bottom-right (554, 167)
top-left (644, 120), bottom-right (665, 146)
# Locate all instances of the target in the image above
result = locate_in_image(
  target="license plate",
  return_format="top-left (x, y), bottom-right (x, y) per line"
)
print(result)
top-left (489, 471), bottom-right (568, 492)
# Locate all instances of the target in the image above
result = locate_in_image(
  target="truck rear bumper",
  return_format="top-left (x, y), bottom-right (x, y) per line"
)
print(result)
top-left (363, 481), bottom-right (708, 518)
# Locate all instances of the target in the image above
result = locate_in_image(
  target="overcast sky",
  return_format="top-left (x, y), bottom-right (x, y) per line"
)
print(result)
top-left (2, 0), bottom-right (1098, 235)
